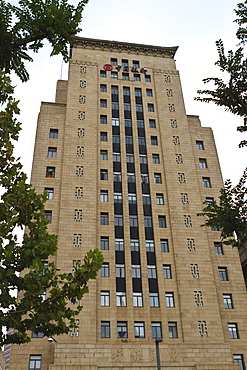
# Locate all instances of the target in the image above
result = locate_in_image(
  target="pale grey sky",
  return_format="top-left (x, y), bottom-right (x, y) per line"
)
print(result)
top-left (12, 0), bottom-right (246, 185)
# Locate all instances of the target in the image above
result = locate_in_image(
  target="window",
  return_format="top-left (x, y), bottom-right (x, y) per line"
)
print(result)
top-left (211, 226), bottom-right (219, 231)
top-left (73, 234), bottom-right (82, 248)
top-left (126, 136), bottom-right (133, 145)
top-left (117, 322), bottom-right (127, 338)
top-left (44, 210), bottom-right (52, 223)
top-left (100, 212), bottom-right (109, 225)
top-left (206, 197), bottom-right (214, 203)
top-left (161, 239), bottom-right (169, 252)
top-left (202, 177), bottom-right (211, 188)
top-left (194, 291), bottom-right (203, 306)
top-left (142, 194), bottom-right (150, 205)
top-left (100, 70), bottom-right (106, 78)
top-left (113, 153), bottom-right (121, 163)
top-left (148, 103), bottom-right (154, 112)
top-left (100, 190), bottom-right (108, 202)
top-left (100, 150), bottom-right (108, 160)
top-left (151, 136), bottom-right (158, 145)
top-left (146, 89), bottom-right (153, 97)
top-left (158, 216), bottom-right (166, 228)
top-left (100, 84), bottom-right (107, 92)
top-left (136, 105), bottom-right (143, 112)
top-left (29, 355), bottom-right (42, 370)
top-left (114, 172), bottom-right (121, 182)
top-left (100, 132), bottom-right (107, 141)
top-left (115, 238), bottom-right (124, 251)
top-left (130, 215), bottom-right (138, 227)
top-left (100, 169), bottom-right (108, 180)
top-left (150, 293), bottom-right (159, 307)
top-left (219, 267), bottom-right (228, 281)
top-left (124, 119), bottom-right (132, 128)
top-left (46, 166), bottom-right (55, 178)
top-left (168, 322), bottom-right (178, 338)
top-left (100, 237), bottom-right (109, 250)
top-left (110, 58), bottom-right (117, 65)
top-left (134, 322), bottom-right (145, 338)
top-left (100, 115), bottom-right (107, 124)
top-left (135, 88), bottom-right (142, 97)
top-left (116, 292), bottom-right (126, 306)
top-left (49, 128), bottom-right (58, 138)
top-left (196, 140), bottom-right (204, 150)
top-left (44, 187), bottom-right (54, 200)
top-left (228, 323), bottom-right (239, 339)
top-left (47, 147), bottom-right (57, 158)
top-left (152, 322), bottom-right (162, 339)
top-left (116, 264), bottom-right (125, 277)
top-left (31, 331), bottom-right (43, 338)
top-left (132, 265), bottom-right (141, 278)
top-left (154, 173), bottom-right (162, 183)
top-left (133, 292), bottom-right (143, 307)
top-left (128, 194), bottom-right (136, 204)
top-left (140, 155), bottom-right (147, 164)
top-left (156, 194), bottom-right (164, 205)
top-left (163, 264), bottom-right (172, 279)
top-left (223, 294), bottom-right (233, 309)
top-left (199, 158), bottom-right (207, 168)
top-left (126, 154), bottom-right (134, 163)
top-left (149, 119), bottom-right (156, 128)
top-left (214, 242), bottom-right (223, 255)
top-left (233, 355), bottom-right (245, 370)
top-left (101, 263), bottom-right (109, 277)
top-left (166, 292), bottom-right (175, 307)
top-left (133, 60), bottom-right (140, 68)
top-left (122, 59), bottom-right (128, 66)
top-left (124, 103), bottom-right (131, 111)
top-left (141, 174), bottom-right (149, 183)
top-left (137, 120), bottom-right (144, 128)
top-left (112, 118), bottom-right (120, 126)
top-left (101, 291), bottom-right (110, 306)
top-left (144, 216), bottom-right (152, 228)
top-left (111, 71), bottom-right (118, 79)
top-left (101, 321), bottom-right (110, 338)
top-left (122, 73), bottom-right (129, 80)
top-left (134, 74), bottom-right (141, 81)
top-left (114, 193), bottom-right (122, 203)
top-left (146, 240), bottom-right (154, 252)
top-left (145, 75), bottom-right (151, 82)
top-left (131, 239), bottom-right (139, 251)
top-left (127, 173), bottom-right (135, 182)
top-left (115, 215), bottom-right (123, 226)
top-left (100, 99), bottom-right (107, 107)
top-left (75, 187), bottom-right (83, 199)
top-left (148, 266), bottom-right (157, 279)
top-left (152, 154), bottom-right (160, 164)
top-left (138, 137), bottom-right (146, 146)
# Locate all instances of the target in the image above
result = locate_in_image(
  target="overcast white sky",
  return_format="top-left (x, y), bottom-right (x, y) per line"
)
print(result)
top-left (12, 0), bottom-right (246, 185)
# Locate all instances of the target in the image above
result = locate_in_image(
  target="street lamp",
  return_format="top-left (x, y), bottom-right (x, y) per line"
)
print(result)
top-left (155, 338), bottom-right (163, 370)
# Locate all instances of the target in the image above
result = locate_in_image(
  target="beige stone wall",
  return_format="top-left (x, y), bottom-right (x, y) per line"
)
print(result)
top-left (9, 37), bottom-right (247, 370)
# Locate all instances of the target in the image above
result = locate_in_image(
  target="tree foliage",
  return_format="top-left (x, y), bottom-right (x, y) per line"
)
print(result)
top-left (0, 0), bottom-right (104, 346)
top-left (0, 0), bottom-right (88, 81)
top-left (195, 1), bottom-right (247, 148)
top-left (198, 169), bottom-right (247, 250)
top-left (195, 2), bottom-right (247, 250)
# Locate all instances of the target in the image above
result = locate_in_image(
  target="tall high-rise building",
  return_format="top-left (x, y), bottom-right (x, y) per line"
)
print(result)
top-left (9, 37), bottom-right (247, 370)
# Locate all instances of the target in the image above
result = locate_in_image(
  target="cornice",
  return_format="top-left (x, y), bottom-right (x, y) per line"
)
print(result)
top-left (73, 37), bottom-right (178, 59)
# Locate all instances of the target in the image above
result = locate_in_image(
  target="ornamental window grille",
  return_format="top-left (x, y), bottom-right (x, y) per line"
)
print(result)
top-left (164, 74), bottom-right (171, 82)
top-left (175, 154), bottom-right (183, 164)
top-left (78, 128), bottom-right (84, 138)
top-left (73, 234), bottom-right (82, 248)
top-left (74, 209), bottom-right (82, 222)
top-left (187, 238), bottom-right (196, 252)
top-left (77, 146), bottom-right (84, 157)
top-left (80, 80), bottom-right (86, 88)
top-left (70, 319), bottom-right (80, 336)
top-left (181, 193), bottom-right (189, 205)
top-left (168, 104), bottom-right (175, 112)
top-left (198, 321), bottom-right (208, 337)
top-left (78, 111), bottom-right (85, 120)
top-left (166, 88), bottom-right (173, 97)
top-left (76, 166), bottom-right (83, 177)
top-left (184, 215), bottom-right (192, 227)
top-left (173, 136), bottom-right (180, 145)
top-left (80, 66), bottom-right (86, 74)
top-left (79, 95), bottom-right (86, 104)
top-left (170, 119), bottom-right (178, 128)
top-left (194, 291), bottom-right (203, 306)
top-left (75, 187), bottom-right (83, 199)
top-left (190, 264), bottom-right (199, 278)
top-left (178, 172), bottom-right (186, 183)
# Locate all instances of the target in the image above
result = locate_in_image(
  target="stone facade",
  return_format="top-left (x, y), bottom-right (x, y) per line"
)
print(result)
top-left (9, 37), bottom-right (247, 370)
